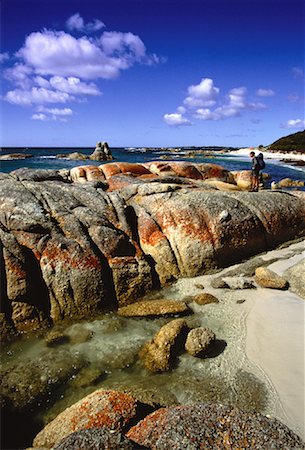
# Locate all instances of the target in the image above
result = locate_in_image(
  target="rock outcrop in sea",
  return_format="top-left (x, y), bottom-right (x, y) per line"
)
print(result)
top-left (1, 161), bottom-right (305, 339)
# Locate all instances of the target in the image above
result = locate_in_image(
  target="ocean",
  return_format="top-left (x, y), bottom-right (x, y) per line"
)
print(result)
top-left (1, 146), bottom-right (305, 186)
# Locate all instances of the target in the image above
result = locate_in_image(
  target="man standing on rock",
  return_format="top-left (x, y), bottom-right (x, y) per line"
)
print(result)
top-left (249, 151), bottom-right (260, 192)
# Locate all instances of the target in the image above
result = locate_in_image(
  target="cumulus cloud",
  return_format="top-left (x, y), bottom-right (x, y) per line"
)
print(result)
top-left (31, 113), bottom-right (48, 121)
top-left (4, 64), bottom-right (33, 89)
top-left (164, 78), bottom-right (267, 127)
top-left (280, 119), bottom-right (305, 129)
top-left (256, 88), bottom-right (275, 97)
top-left (5, 87), bottom-right (74, 105)
top-left (32, 107), bottom-right (73, 122)
top-left (183, 78), bottom-right (219, 109)
top-left (66, 13), bottom-right (105, 33)
top-left (49, 76), bottom-right (101, 95)
top-left (16, 29), bottom-right (160, 80)
top-left (163, 113), bottom-right (191, 126)
top-left (3, 17), bottom-right (161, 121)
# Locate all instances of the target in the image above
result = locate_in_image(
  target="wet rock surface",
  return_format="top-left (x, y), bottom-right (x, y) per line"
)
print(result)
top-left (0, 349), bottom-right (86, 411)
top-left (126, 403), bottom-right (305, 449)
top-left (139, 318), bottom-right (189, 372)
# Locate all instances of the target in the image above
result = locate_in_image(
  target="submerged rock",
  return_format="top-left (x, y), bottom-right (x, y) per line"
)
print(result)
top-left (255, 267), bottom-right (289, 290)
top-left (126, 403), bottom-right (305, 449)
top-left (139, 318), bottom-right (188, 372)
top-left (0, 349), bottom-right (86, 411)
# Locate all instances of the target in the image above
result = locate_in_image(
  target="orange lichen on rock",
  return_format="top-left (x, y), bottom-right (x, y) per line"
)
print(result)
top-left (32, 390), bottom-right (140, 449)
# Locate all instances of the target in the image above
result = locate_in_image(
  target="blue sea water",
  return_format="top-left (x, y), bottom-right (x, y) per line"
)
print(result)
top-left (0, 146), bottom-right (304, 186)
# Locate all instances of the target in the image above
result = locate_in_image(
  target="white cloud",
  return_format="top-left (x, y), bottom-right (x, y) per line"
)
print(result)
top-left (183, 78), bottom-right (219, 109)
top-left (0, 52), bottom-right (9, 63)
top-left (4, 20), bottom-right (162, 118)
top-left (49, 76), bottom-right (101, 95)
top-left (5, 87), bottom-right (74, 105)
top-left (37, 106), bottom-right (73, 116)
top-left (256, 88), bottom-right (275, 97)
top-left (163, 113), bottom-right (191, 126)
top-left (31, 113), bottom-right (48, 121)
top-left (280, 119), bottom-right (305, 129)
top-left (66, 13), bottom-right (105, 33)
top-left (194, 108), bottom-right (219, 120)
top-left (164, 79), bottom-right (268, 127)
top-left (4, 63), bottom-right (33, 89)
top-left (17, 29), bottom-right (159, 81)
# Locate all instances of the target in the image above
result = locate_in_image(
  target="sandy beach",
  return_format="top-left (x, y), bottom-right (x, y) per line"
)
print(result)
top-left (229, 147), bottom-right (305, 162)
top-left (169, 240), bottom-right (305, 439)
top-left (245, 244), bottom-right (305, 439)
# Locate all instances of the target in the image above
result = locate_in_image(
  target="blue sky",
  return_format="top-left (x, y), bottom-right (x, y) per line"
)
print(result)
top-left (1, 0), bottom-right (304, 147)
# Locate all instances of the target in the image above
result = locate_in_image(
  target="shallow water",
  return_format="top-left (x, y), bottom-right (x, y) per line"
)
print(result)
top-left (1, 266), bottom-right (282, 447)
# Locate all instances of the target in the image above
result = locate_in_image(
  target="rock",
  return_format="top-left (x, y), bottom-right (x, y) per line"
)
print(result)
top-left (66, 152), bottom-right (87, 160)
top-left (126, 403), bottom-right (305, 449)
top-left (0, 313), bottom-right (15, 342)
top-left (32, 389), bottom-right (146, 449)
top-left (69, 365), bottom-right (105, 389)
top-left (255, 267), bottom-right (289, 289)
top-left (45, 329), bottom-right (70, 347)
top-left (0, 349), bottom-right (86, 411)
top-left (192, 293), bottom-right (219, 305)
top-left (194, 283), bottom-right (204, 289)
top-left (232, 170), bottom-right (252, 190)
top-left (53, 427), bottom-right (134, 450)
top-left (139, 318), bottom-right (188, 372)
top-left (0, 153), bottom-right (33, 160)
top-left (117, 300), bottom-right (189, 317)
top-left (90, 142), bottom-right (112, 161)
top-left (284, 259), bottom-right (305, 299)
top-left (1, 165), bottom-right (305, 336)
top-left (185, 327), bottom-right (216, 357)
top-left (0, 174), bottom-right (153, 332)
top-left (222, 276), bottom-right (255, 289)
top-left (210, 278), bottom-right (230, 289)
top-left (236, 299), bottom-right (246, 304)
top-left (66, 323), bottom-right (93, 344)
top-left (70, 166), bottom-right (106, 183)
top-left (278, 177), bottom-right (305, 188)
top-left (202, 180), bottom-right (240, 191)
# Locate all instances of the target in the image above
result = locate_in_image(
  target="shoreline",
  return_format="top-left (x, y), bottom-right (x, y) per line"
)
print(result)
top-left (228, 147), bottom-right (305, 162)
top-left (244, 243), bottom-right (305, 440)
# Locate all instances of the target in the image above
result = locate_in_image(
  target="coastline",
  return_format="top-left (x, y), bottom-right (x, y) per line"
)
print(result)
top-left (228, 147), bottom-right (305, 162)
top-left (244, 243), bottom-right (305, 440)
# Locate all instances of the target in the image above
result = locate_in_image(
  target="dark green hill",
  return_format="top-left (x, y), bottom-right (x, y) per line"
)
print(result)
top-left (268, 130), bottom-right (305, 153)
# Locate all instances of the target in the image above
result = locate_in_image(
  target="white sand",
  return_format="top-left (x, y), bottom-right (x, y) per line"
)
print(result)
top-left (229, 147), bottom-right (305, 162)
top-left (245, 247), bottom-right (305, 439)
